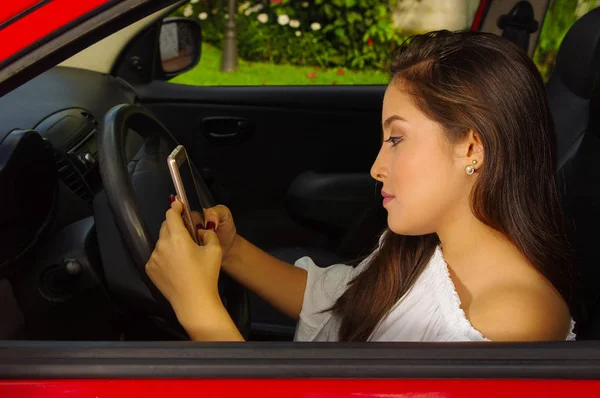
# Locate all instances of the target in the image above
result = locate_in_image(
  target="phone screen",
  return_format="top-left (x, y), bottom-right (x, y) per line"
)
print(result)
top-left (178, 158), bottom-right (204, 226)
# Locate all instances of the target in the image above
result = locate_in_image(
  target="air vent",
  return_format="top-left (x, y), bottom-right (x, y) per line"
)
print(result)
top-left (54, 151), bottom-right (93, 205)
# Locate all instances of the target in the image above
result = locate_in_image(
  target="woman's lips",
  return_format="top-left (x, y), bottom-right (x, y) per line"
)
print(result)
top-left (382, 191), bottom-right (395, 206)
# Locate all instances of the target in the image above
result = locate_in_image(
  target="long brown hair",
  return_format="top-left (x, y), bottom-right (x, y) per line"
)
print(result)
top-left (331, 30), bottom-right (577, 341)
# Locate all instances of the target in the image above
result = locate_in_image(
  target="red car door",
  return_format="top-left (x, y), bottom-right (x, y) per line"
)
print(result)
top-left (1, 342), bottom-right (600, 397)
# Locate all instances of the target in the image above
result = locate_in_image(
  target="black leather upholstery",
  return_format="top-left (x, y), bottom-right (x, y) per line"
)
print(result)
top-left (249, 246), bottom-right (343, 340)
top-left (551, 7), bottom-right (600, 339)
top-left (248, 171), bottom-right (385, 339)
top-left (549, 8), bottom-right (600, 163)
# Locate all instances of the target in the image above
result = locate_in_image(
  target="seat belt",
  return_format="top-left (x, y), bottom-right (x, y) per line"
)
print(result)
top-left (497, 1), bottom-right (540, 52)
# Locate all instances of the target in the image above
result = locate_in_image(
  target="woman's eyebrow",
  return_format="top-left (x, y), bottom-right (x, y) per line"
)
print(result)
top-left (383, 115), bottom-right (408, 130)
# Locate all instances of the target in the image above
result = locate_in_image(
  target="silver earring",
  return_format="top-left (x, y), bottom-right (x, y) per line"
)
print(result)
top-left (465, 160), bottom-right (477, 175)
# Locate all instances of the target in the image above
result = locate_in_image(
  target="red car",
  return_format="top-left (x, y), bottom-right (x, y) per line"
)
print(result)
top-left (1, 0), bottom-right (600, 396)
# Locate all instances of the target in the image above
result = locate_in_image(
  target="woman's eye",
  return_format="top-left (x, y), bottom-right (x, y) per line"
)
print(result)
top-left (384, 136), bottom-right (403, 147)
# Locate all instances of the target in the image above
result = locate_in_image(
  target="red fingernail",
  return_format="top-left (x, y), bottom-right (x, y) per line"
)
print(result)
top-left (206, 221), bottom-right (216, 231)
top-left (169, 194), bottom-right (175, 204)
top-left (196, 224), bottom-right (203, 231)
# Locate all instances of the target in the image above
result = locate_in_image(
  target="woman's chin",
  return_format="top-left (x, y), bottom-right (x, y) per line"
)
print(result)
top-left (387, 215), bottom-right (407, 235)
top-left (387, 216), bottom-right (432, 237)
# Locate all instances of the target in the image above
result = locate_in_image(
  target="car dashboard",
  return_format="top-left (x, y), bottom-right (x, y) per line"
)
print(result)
top-left (0, 66), bottom-right (145, 340)
top-left (0, 66), bottom-right (144, 265)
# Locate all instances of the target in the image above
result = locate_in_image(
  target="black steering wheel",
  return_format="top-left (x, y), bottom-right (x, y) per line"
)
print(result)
top-left (98, 104), bottom-right (249, 339)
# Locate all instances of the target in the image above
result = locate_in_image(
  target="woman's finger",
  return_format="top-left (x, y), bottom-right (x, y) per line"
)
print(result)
top-left (203, 208), bottom-right (218, 229)
top-left (166, 200), bottom-right (189, 235)
top-left (170, 197), bottom-right (183, 213)
top-left (196, 228), bottom-right (208, 245)
top-left (191, 211), bottom-right (205, 229)
top-left (203, 206), bottom-right (230, 231)
top-left (197, 228), bottom-right (220, 248)
top-left (159, 220), bottom-right (169, 240)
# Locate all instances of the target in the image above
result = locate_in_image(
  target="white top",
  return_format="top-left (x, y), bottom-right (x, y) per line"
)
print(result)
top-left (293, 245), bottom-right (577, 342)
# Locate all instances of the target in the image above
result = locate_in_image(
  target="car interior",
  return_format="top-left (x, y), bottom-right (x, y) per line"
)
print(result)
top-left (0, 2), bottom-right (599, 343)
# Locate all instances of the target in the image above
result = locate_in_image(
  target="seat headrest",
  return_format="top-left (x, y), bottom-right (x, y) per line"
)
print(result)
top-left (554, 7), bottom-right (600, 99)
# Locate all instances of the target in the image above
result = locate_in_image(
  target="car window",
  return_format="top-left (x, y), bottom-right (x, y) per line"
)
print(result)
top-left (533, 0), bottom-right (600, 82)
top-left (166, 0), bottom-right (481, 86)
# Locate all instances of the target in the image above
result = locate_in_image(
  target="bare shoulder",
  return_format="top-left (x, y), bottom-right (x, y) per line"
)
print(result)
top-left (468, 280), bottom-right (572, 341)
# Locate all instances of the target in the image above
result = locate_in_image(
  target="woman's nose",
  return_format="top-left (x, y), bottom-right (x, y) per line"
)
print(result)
top-left (370, 149), bottom-right (387, 182)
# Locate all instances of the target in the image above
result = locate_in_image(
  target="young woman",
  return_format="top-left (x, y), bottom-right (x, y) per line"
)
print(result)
top-left (146, 30), bottom-right (577, 342)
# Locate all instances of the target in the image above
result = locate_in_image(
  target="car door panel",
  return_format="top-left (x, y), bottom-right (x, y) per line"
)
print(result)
top-left (2, 378), bottom-right (599, 397)
top-left (137, 82), bottom-right (385, 253)
top-left (138, 82), bottom-right (386, 340)
top-left (1, 341), bottom-right (600, 396)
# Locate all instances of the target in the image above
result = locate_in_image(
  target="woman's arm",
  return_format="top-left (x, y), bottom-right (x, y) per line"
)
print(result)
top-left (148, 201), bottom-right (308, 341)
top-left (222, 235), bottom-right (308, 321)
top-left (146, 200), bottom-right (246, 341)
top-left (181, 294), bottom-right (245, 341)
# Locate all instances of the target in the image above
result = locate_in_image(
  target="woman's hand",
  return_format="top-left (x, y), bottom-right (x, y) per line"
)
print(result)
top-left (202, 205), bottom-right (238, 264)
top-left (146, 198), bottom-right (242, 340)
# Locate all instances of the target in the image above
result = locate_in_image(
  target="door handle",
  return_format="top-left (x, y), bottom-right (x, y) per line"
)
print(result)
top-left (201, 117), bottom-right (254, 145)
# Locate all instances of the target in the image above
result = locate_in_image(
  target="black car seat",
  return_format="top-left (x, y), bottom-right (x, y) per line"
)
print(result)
top-left (250, 197), bottom-right (386, 340)
top-left (549, 7), bottom-right (600, 339)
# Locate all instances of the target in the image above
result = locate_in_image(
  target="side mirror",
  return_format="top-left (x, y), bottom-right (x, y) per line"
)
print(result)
top-left (158, 17), bottom-right (202, 78)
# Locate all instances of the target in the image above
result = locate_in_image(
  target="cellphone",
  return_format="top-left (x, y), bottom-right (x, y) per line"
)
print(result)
top-left (167, 145), bottom-right (205, 244)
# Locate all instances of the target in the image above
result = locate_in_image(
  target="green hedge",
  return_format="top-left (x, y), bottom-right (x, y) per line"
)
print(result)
top-left (533, 0), bottom-right (599, 82)
top-left (175, 0), bottom-right (407, 71)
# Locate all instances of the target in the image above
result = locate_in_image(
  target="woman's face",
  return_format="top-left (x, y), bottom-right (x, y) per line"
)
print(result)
top-left (371, 81), bottom-right (474, 235)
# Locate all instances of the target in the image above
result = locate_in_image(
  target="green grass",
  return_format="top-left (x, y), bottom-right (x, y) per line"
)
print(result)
top-left (170, 43), bottom-right (390, 86)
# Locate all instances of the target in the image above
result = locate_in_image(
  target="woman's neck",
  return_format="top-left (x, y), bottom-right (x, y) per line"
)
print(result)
top-left (435, 206), bottom-right (512, 272)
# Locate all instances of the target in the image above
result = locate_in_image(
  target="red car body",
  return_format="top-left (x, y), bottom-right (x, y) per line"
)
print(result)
top-left (2, 379), bottom-right (600, 397)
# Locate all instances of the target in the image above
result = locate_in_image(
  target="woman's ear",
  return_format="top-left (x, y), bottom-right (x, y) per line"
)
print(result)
top-left (467, 129), bottom-right (484, 158)
top-left (455, 129), bottom-right (484, 163)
